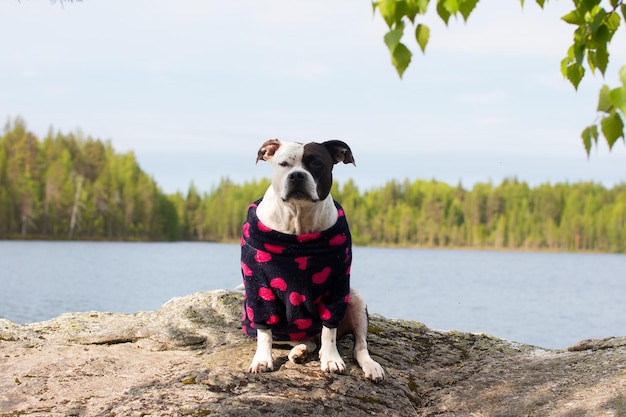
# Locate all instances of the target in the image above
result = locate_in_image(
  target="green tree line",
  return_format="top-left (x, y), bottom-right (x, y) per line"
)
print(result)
top-left (0, 118), bottom-right (178, 241)
top-left (2, 117), bottom-right (625, 252)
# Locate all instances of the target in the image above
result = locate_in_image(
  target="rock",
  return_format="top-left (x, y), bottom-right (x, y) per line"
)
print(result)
top-left (0, 290), bottom-right (624, 416)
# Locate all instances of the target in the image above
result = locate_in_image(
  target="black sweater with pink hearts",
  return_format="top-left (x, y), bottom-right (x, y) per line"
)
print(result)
top-left (240, 199), bottom-right (352, 341)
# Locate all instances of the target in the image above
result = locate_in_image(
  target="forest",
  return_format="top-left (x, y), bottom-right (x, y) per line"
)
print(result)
top-left (1, 117), bottom-right (626, 252)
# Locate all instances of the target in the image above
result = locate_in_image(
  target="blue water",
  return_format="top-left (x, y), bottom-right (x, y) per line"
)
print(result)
top-left (1, 241), bottom-right (624, 349)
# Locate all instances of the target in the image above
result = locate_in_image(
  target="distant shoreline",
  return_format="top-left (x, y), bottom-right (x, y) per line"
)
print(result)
top-left (1, 237), bottom-right (619, 255)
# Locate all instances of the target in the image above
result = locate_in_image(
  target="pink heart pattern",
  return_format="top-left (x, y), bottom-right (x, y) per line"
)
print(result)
top-left (270, 277), bottom-right (287, 292)
top-left (317, 303), bottom-right (331, 321)
top-left (257, 221), bottom-right (272, 232)
top-left (295, 256), bottom-right (307, 270)
top-left (312, 267), bottom-right (331, 285)
top-left (245, 304), bottom-right (254, 321)
top-left (329, 234), bottom-right (347, 246)
top-left (293, 318), bottom-right (312, 330)
top-left (297, 232), bottom-right (322, 243)
top-left (289, 292), bottom-right (307, 306)
top-left (289, 332), bottom-right (307, 341)
top-left (258, 287), bottom-right (275, 301)
top-left (264, 243), bottom-right (285, 254)
top-left (255, 250), bottom-right (272, 263)
top-left (241, 262), bottom-right (252, 277)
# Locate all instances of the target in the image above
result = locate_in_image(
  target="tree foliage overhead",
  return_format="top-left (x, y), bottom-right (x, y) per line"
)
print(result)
top-left (2, 117), bottom-right (625, 252)
top-left (372, 0), bottom-right (626, 154)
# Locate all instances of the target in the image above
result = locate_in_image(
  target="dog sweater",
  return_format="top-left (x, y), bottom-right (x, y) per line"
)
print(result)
top-left (241, 199), bottom-right (352, 341)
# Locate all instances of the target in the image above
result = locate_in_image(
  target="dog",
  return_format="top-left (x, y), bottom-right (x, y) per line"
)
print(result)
top-left (240, 138), bottom-right (385, 383)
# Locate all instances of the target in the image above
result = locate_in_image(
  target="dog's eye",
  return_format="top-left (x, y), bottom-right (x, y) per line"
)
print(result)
top-left (279, 161), bottom-right (290, 167)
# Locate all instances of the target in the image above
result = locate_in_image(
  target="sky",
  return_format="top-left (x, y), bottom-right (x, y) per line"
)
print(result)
top-left (1, 0), bottom-right (625, 194)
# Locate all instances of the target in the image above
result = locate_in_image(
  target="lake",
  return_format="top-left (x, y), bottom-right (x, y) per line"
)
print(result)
top-left (1, 241), bottom-right (624, 350)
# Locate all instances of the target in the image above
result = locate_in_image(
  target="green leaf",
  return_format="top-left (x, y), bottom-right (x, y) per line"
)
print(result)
top-left (593, 23), bottom-right (609, 45)
top-left (376, 0), bottom-right (399, 28)
top-left (405, 0), bottom-right (430, 21)
top-left (595, 45), bottom-right (609, 75)
top-left (561, 10), bottom-right (582, 25)
top-left (560, 57), bottom-right (569, 78)
top-left (443, 0), bottom-right (460, 15)
top-left (459, 0), bottom-right (479, 21)
top-left (565, 63), bottom-right (585, 90)
top-left (612, 66), bottom-right (626, 116)
top-left (384, 24), bottom-right (405, 51)
top-left (566, 41), bottom-right (585, 66)
top-left (609, 86), bottom-right (625, 116)
top-left (581, 125), bottom-right (598, 155)
top-left (416, 0), bottom-right (430, 14)
top-left (415, 24), bottom-right (430, 53)
top-left (600, 111), bottom-right (624, 149)
top-left (588, 7), bottom-right (606, 35)
top-left (535, 0), bottom-right (546, 7)
top-left (579, 0), bottom-right (601, 15)
top-left (605, 10), bottom-right (621, 30)
top-left (436, 0), bottom-right (452, 24)
top-left (587, 50), bottom-right (597, 74)
top-left (622, 5), bottom-right (626, 22)
top-left (391, 43), bottom-right (412, 78)
top-left (394, 1), bottom-right (410, 22)
top-left (604, 12), bottom-right (621, 41)
top-left (597, 85), bottom-right (613, 113)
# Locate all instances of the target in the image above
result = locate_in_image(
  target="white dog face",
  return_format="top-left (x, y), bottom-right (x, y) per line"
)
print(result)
top-left (270, 141), bottom-right (321, 202)
top-left (256, 139), bottom-right (355, 204)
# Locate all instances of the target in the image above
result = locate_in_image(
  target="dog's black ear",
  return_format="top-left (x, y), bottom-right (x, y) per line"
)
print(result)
top-left (256, 139), bottom-right (281, 164)
top-left (322, 140), bottom-right (356, 166)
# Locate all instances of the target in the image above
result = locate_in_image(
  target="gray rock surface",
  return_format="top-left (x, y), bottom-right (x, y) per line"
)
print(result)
top-left (1, 290), bottom-right (625, 416)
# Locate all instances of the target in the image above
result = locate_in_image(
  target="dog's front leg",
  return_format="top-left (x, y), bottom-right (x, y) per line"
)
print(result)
top-left (249, 328), bottom-right (274, 373)
top-left (319, 326), bottom-right (346, 374)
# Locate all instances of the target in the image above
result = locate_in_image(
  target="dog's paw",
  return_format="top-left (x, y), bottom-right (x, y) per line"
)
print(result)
top-left (361, 359), bottom-right (385, 383)
top-left (319, 348), bottom-right (346, 374)
top-left (248, 359), bottom-right (273, 373)
top-left (248, 352), bottom-right (274, 373)
top-left (288, 344), bottom-right (309, 364)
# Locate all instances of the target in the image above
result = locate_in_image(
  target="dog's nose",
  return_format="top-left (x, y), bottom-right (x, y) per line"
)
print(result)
top-left (288, 171), bottom-right (306, 183)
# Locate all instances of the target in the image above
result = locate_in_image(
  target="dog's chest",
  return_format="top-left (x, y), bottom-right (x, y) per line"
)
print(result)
top-left (240, 199), bottom-right (352, 340)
